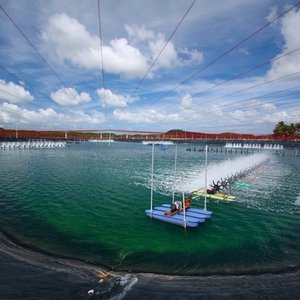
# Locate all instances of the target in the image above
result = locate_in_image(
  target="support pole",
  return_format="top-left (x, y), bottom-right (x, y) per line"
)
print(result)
top-left (150, 143), bottom-right (154, 217)
top-left (172, 145), bottom-right (178, 204)
top-left (182, 176), bottom-right (186, 229)
top-left (204, 145), bottom-right (208, 211)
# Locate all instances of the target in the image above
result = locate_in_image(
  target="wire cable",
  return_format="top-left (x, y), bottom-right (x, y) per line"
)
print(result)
top-left (131, 0), bottom-right (197, 97)
top-left (144, 1), bottom-right (300, 108)
top-left (219, 86), bottom-right (300, 111)
top-left (97, 0), bottom-right (106, 114)
top-left (159, 46), bottom-right (300, 112)
top-left (0, 64), bottom-right (55, 103)
top-left (0, 4), bottom-right (79, 104)
top-left (159, 70), bottom-right (300, 119)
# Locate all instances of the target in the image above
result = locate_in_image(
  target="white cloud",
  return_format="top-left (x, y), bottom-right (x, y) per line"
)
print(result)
top-left (225, 98), bottom-right (300, 128)
top-left (261, 102), bottom-right (277, 113)
top-left (111, 88), bottom-right (299, 132)
top-left (0, 102), bottom-right (105, 128)
top-left (0, 102), bottom-right (64, 125)
top-left (125, 25), bottom-right (203, 73)
top-left (267, 8), bottom-right (300, 79)
top-left (180, 93), bottom-right (193, 109)
top-left (0, 80), bottom-right (34, 104)
top-left (202, 103), bottom-right (224, 117)
top-left (178, 48), bottom-right (203, 65)
top-left (41, 13), bottom-right (99, 68)
top-left (41, 14), bottom-right (203, 79)
top-left (148, 34), bottom-right (178, 69)
top-left (51, 87), bottom-right (91, 106)
top-left (97, 88), bottom-right (134, 108)
top-left (113, 108), bottom-right (180, 123)
top-left (238, 48), bottom-right (250, 56)
top-left (104, 38), bottom-right (148, 77)
top-left (67, 110), bottom-right (105, 124)
top-left (2, 1), bottom-right (297, 134)
top-left (266, 6), bottom-right (278, 22)
top-left (41, 13), bottom-right (148, 78)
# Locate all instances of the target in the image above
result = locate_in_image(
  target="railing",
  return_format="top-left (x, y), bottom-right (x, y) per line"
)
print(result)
top-left (0, 129), bottom-right (299, 142)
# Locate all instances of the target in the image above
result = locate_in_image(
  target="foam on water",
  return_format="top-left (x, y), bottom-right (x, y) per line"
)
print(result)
top-left (149, 152), bottom-right (270, 195)
top-left (2, 142), bottom-right (300, 276)
top-left (184, 153), bottom-right (270, 193)
top-left (142, 151), bottom-right (300, 214)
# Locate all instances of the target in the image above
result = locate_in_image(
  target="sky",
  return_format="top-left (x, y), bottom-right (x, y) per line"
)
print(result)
top-left (0, 0), bottom-right (300, 134)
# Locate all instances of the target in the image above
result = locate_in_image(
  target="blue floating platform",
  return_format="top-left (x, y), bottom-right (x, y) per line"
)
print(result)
top-left (145, 210), bottom-right (199, 227)
top-left (145, 205), bottom-right (208, 228)
top-left (155, 206), bottom-right (211, 219)
top-left (161, 204), bottom-right (213, 217)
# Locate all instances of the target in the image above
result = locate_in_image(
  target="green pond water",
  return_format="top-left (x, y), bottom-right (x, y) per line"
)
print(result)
top-left (1, 141), bottom-right (300, 275)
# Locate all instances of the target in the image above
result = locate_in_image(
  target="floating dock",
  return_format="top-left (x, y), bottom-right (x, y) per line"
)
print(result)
top-left (145, 204), bottom-right (212, 228)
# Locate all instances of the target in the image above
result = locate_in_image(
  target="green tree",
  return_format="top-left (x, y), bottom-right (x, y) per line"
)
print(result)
top-left (295, 123), bottom-right (300, 134)
top-left (273, 121), bottom-right (300, 136)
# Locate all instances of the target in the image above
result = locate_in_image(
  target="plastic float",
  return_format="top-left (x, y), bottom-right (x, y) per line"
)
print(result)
top-left (232, 182), bottom-right (251, 189)
top-left (0, 140), bottom-right (66, 149)
top-left (142, 140), bottom-right (174, 145)
top-left (192, 188), bottom-right (236, 201)
top-left (145, 209), bottom-right (199, 227)
top-left (159, 204), bottom-right (212, 218)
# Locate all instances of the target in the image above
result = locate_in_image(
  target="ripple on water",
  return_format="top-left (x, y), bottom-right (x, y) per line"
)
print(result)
top-left (0, 143), bottom-right (300, 275)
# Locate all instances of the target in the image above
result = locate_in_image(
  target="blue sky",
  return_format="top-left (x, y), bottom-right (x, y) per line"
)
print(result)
top-left (0, 0), bottom-right (299, 134)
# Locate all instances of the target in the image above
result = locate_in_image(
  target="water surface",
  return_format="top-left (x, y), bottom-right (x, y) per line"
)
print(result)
top-left (1, 142), bottom-right (300, 275)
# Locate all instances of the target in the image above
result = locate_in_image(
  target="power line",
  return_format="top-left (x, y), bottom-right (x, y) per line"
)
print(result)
top-left (0, 87), bottom-right (31, 102)
top-left (220, 95), bottom-right (300, 115)
top-left (0, 4), bottom-right (79, 104)
top-left (186, 47), bottom-right (300, 102)
top-left (0, 64), bottom-right (54, 103)
top-left (194, 122), bottom-right (281, 131)
top-left (194, 71), bottom-right (300, 108)
top-left (97, 0), bottom-right (106, 113)
top-left (221, 87), bottom-right (300, 112)
top-left (183, 84), bottom-right (300, 115)
top-left (160, 70), bottom-right (300, 118)
top-left (160, 46), bottom-right (300, 112)
top-left (144, 1), bottom-right (300, 109)
top-left (131, 0), bottom-right (197, 97)
top-left (221, 86), bottom-right (300, 110)
top-left (0, 65), bottom-right (22, 83)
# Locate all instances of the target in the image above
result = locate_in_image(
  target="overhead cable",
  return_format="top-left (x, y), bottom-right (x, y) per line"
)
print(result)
top-left (162, 46), bottom-right (300, 112)
top-left (97, 0), bottom-right (106, 113)
top-left (145, 1), bottom-right (300, 108)
top-left (0, 4), bottom-right (79, 103)
top-left (131, 0), bottom-right (197, 97)
top-left (0, 64), bottom-right (54, 103)
top-left (161, 70), bottom-right (300, 117)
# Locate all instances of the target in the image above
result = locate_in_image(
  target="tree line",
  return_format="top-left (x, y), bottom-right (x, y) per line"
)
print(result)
top-left (273, 121), bottom-right (300, 136)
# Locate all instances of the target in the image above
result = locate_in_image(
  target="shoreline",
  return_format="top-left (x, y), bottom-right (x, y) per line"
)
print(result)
top-left (2, 228), bottom-right (300, 277)
top-left (0, 231), bottom-right (138, 299)
top-left (1, 230), bottom-right (300, 299)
